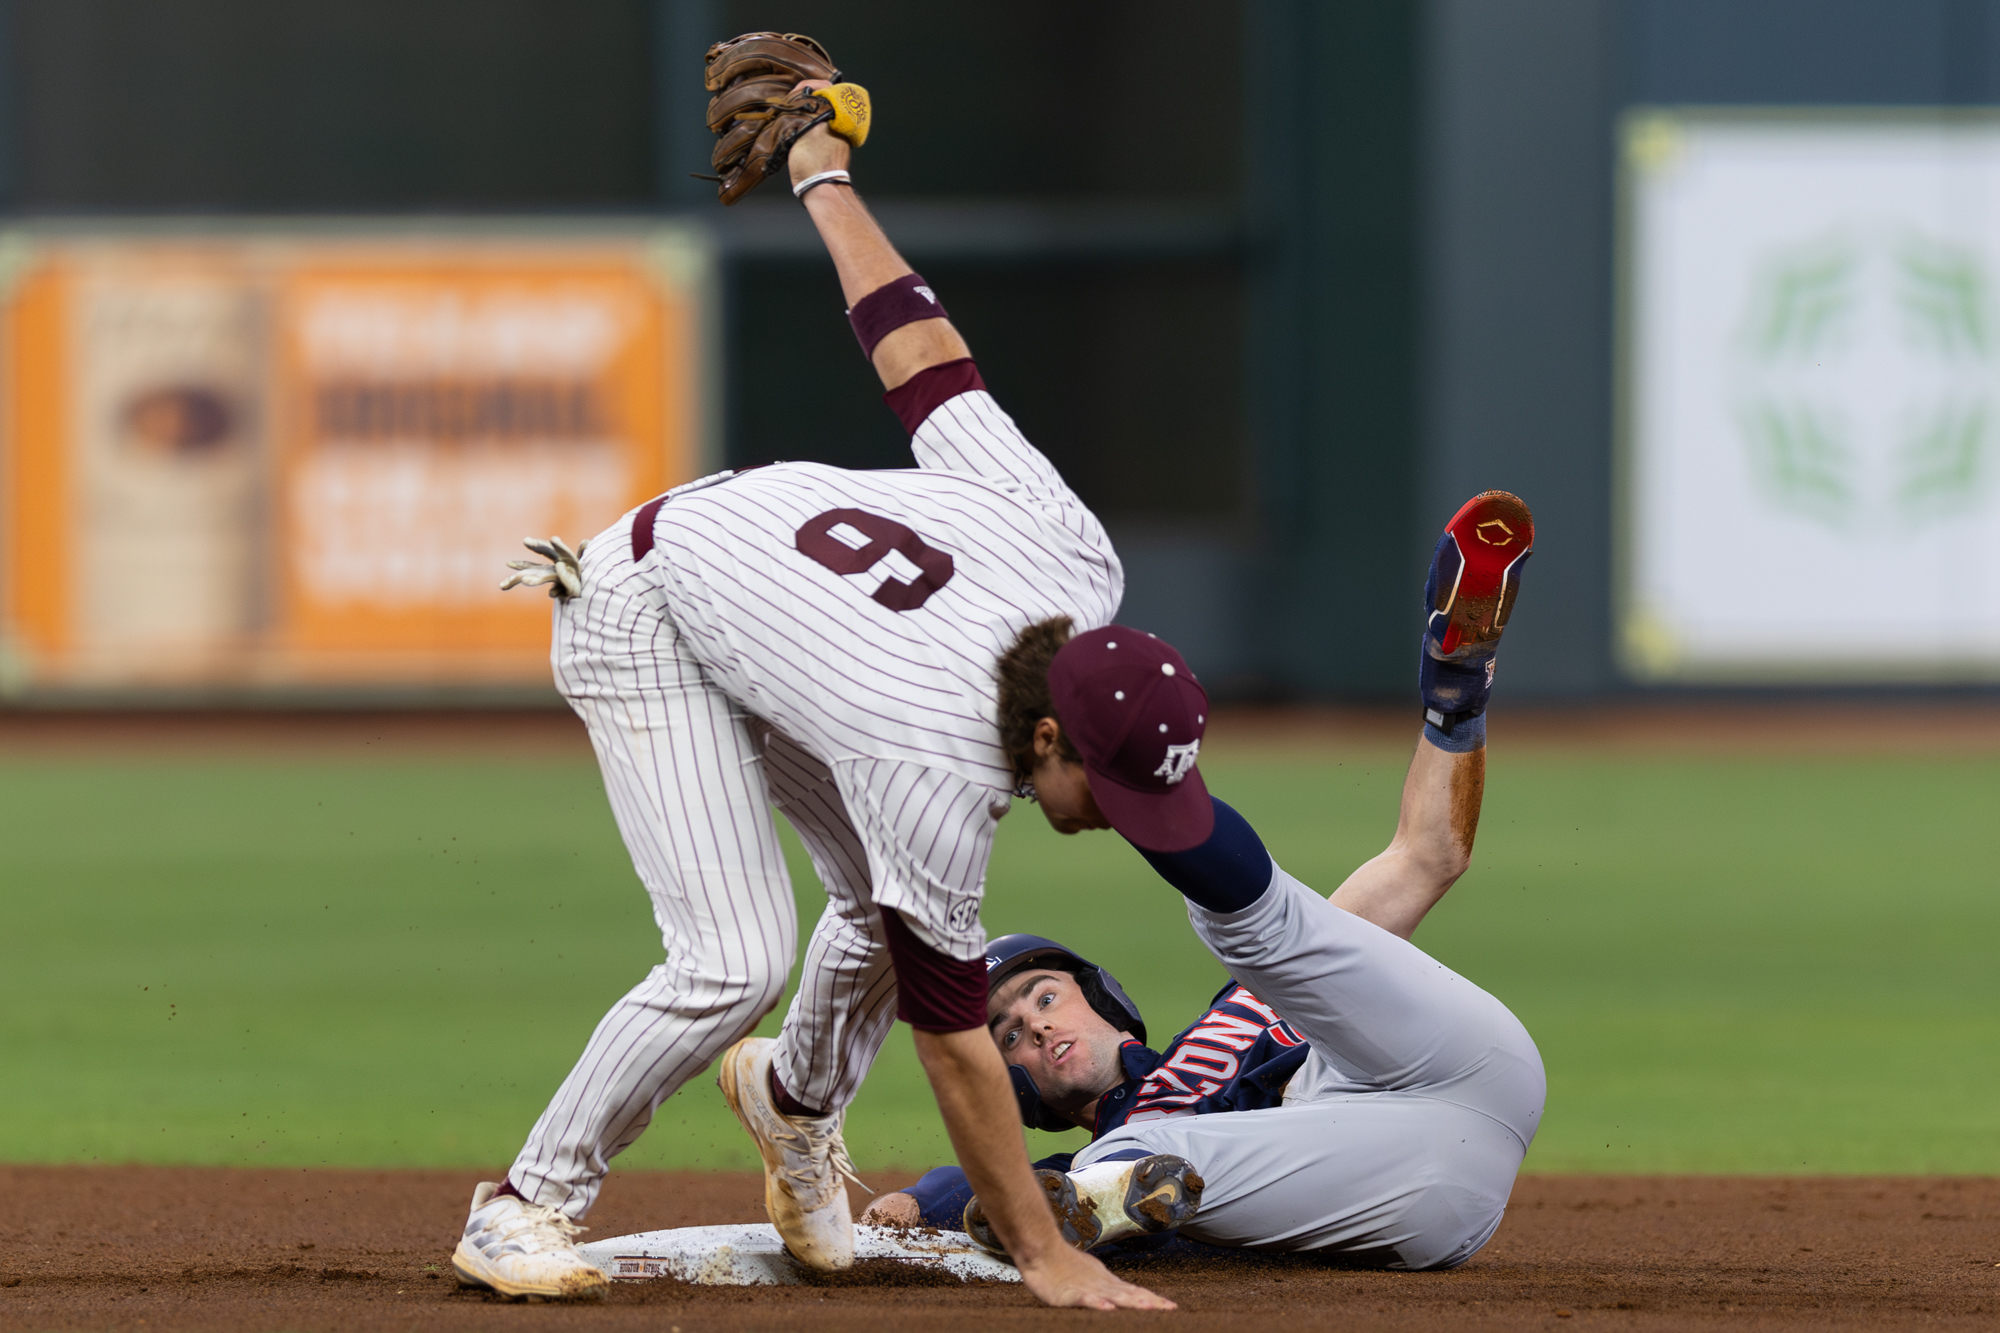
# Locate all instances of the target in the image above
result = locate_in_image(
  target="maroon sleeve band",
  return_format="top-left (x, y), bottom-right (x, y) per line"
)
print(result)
top-left (882, 357), bottom-right (985, 435)
top-left (880, 907), bottom-right (988, 1032)
top-left (848, 272), bottom-right (950, 361)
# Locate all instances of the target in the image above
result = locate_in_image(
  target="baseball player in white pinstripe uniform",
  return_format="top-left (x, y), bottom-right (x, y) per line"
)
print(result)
top-left (451, 106), bottom-right (1181, 1311)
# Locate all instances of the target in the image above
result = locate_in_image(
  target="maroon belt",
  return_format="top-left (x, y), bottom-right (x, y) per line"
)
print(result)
top-left (629, 464), bottom-right (778, 562)
top-left (629, 494), bottom-right (669, 561)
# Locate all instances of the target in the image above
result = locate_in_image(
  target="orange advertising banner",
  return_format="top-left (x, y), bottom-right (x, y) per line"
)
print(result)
top-left (0, 228), bottom-right (709, 697)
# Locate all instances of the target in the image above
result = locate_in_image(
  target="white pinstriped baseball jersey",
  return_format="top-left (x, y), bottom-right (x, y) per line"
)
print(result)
top-left (630, 386), bottom-right (1122, 956)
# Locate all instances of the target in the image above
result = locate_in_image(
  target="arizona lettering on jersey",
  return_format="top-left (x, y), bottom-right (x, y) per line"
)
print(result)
top-left (1103, 981), bottom-right (1308, 1129)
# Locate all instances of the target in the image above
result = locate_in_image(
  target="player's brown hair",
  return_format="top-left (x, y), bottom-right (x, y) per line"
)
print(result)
top-left (995, 615), bottom-right (1083, 784)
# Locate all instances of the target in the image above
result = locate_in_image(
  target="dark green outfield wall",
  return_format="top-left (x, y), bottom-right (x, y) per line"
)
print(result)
top-left (1240, 1), bottom-right (1424, 698)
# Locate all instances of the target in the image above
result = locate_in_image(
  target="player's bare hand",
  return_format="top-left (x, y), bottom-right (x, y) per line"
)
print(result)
top-left (786, 79), bottom-right (851, 185)
top-left (859, 1191), bottom-right (921, 1226)
top-left (1016, 1246), bottom-right (1176, 1311)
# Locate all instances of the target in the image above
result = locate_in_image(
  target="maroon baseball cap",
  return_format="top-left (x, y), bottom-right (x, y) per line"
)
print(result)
top-left (1046, 625), bottom-right (1213, 853)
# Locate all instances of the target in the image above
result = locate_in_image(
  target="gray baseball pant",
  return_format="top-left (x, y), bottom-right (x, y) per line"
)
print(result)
top-left (1072, 866), bottom-right (1546, 1271)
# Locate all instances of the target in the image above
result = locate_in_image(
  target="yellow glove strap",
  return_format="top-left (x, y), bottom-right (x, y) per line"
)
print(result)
top-left (814, 83), bottom-right (871, 147)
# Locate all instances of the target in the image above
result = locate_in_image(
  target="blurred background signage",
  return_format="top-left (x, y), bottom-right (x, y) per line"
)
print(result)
top-left (1, 4), bottom-right (1995, 704)
top-left (1623, 114), bottom-right (2000, 681)
top-left (0, 228), bottom-right (709, 698)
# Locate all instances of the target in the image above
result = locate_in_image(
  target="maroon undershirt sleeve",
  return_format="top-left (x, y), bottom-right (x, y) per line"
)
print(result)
top-left (879, 907), bottom-right (988, 1032)
top-left (882, 358), bottom-right (985, 436)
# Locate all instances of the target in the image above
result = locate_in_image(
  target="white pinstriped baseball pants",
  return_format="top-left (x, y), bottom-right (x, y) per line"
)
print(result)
top-left (507, 530), bottom-right (900, 1217)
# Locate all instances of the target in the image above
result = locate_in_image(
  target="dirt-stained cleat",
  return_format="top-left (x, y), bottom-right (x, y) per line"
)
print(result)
top-left (451, 1181), bottom-right (609, 1301)
top-left (717, 1036), bottom-right (865, 1272)
top-left (1425, 490), bottom-right (1535, 663)
top-left (963, 1153), bottom-right (1205, 1255)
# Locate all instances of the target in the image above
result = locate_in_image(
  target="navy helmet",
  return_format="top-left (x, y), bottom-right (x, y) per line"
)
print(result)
top-left (983, 932), bottom-right (1146, 1131)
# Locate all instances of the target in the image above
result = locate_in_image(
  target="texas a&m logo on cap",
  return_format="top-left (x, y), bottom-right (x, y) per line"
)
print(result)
top-left (1154, 740), bottom-right (1200, 785)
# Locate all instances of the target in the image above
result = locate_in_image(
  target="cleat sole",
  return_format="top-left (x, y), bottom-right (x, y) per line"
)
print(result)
top-left (1431, 490), bottom-right (1534, 659)
top-left (1121, 1154), bottom-right (1204, 1235)
top-left (963, 1154), bottom-right (1204, 1256)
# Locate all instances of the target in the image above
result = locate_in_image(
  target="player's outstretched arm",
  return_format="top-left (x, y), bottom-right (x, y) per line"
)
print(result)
top-left (1328, 736), bottom-right (1482, 940)
top-left (911, 1028), bottom-right (1174, 1311)
top-left (786, 97), bottom-right (970, 391)
top-left (1329, 492), bottom-right (1531, 938)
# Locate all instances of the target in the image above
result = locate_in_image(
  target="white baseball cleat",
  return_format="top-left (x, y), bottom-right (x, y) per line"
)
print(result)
top-left (964, 1153), bottom-right (1205, 1256)
top-left (451, 1181), bottom-right (610, 1301)
top-left (716, 1036), bottom-right (865, 1272)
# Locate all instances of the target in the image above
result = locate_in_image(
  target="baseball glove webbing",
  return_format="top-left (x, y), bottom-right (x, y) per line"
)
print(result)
top-left (701, 31), bottom-right (869, 205)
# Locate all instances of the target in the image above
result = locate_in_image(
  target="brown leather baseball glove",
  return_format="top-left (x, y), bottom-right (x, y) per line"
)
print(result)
top-left (703, 32), bottom-right (867, 205)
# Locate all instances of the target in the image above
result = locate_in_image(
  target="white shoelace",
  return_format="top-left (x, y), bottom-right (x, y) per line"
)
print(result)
top-left (769, 1109), bottom-right (871, 1205)
top-left (482, 1199), bottom-right (589, 1254)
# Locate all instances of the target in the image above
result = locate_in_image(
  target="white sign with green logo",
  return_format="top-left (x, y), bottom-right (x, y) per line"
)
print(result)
top-left (1623, 112), bottom-right (2000, 680)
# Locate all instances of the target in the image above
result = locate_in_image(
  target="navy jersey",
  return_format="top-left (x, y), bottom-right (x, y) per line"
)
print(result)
top-left (1098, 979), bottom-right (1310, 1129)
top-left (904, 977), bottom-right (1311, 1229)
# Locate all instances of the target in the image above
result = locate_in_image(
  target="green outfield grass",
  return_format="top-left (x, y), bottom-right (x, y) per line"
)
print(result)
top-left (1, 741), bottom-right (1995, 1177)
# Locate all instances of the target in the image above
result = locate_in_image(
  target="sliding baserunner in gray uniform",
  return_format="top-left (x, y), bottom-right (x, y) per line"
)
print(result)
top-left (865, 492), bottom-right (1544, 1271)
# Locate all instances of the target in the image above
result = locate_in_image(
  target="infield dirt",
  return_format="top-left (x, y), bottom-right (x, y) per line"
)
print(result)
top-left (1, 1166), bottom-right (1994, 1331)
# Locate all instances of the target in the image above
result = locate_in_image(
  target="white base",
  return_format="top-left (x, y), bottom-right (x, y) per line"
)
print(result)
top-left (577, 1223), bottom-right (1021, 1286)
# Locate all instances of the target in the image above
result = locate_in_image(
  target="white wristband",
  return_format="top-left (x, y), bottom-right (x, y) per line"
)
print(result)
top-left (793, 169), bottom-right (852, 199)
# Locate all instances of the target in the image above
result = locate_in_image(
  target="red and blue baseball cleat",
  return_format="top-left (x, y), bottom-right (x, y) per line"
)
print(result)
top-left (1425, 490), bottom-right (1534, 663)
top-left (1420, 491), bottom-right (1533, 733)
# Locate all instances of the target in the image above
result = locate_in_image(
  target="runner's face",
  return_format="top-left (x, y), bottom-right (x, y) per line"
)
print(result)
top-left (988, 970), bottom-right (1127, 1113)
